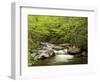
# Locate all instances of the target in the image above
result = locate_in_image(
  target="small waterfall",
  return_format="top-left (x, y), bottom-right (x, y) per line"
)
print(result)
top-left (39, 42), bottom-right (74, 63)
top-left (41, 42), bottom-right (68, 55)
top-left (54, 49), bottom-right (68, 55)
top-left (41, 42), bottom-right (54, 50)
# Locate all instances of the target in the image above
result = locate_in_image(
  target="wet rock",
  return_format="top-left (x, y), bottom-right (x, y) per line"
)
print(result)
top-left (59, 43), bottom-right (72, 48)
top-left (48, 50), bottom-right (55, 57)
top-left (34, 49), bottom-right (55, 60)
top-left (67, 47), bottom-right (81, 54)
top-left (52, 46), bottom-right (63, 50)
top-left (40, 42), bottom-right (54, 48)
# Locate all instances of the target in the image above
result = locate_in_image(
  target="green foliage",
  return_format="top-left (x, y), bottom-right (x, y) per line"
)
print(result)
top-left (28, 52), bottom-right (33, 66)
top-left (28, 15), bottom-right (88, 54)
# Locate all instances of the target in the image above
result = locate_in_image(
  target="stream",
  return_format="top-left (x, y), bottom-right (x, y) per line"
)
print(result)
top-left (33, 54), bottom-right (87, 66)
top-left (30, 42), bottom-right (87, 66)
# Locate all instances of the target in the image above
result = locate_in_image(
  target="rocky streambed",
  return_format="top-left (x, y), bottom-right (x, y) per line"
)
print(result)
top-left (29, 42), bottom-right (87, 66)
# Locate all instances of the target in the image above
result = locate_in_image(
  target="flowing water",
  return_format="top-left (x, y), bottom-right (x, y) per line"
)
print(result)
top-left (33, 54), bottom-right (87, 66)
top-left (31, 42), bottom-right (87, 66)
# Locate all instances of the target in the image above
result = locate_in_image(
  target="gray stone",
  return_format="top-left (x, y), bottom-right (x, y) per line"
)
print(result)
top-left (52, 46), bottom-right (63, 50)
top-left (34, 49), bottom-right (55, 60)
top-left (67, 47), bottom-right (81, 54)
top-left (59, 43), bottom-right (72, 48)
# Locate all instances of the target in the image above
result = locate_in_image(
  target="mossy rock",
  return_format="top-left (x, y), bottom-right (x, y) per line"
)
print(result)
top-left (67, 47), bottom-right (81, 54)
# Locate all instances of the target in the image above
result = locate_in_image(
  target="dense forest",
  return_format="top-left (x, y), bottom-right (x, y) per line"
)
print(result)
top-left (28, 15), bottom-right (88, 66)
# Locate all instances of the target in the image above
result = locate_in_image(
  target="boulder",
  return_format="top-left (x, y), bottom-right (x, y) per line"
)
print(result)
top-left (52, 46), bottom-right (63, 50)
top-left (67, 47), bottom-right (81, 54)
top-left (48, 49), bottom-right (55, 57)
top-left (34, 49), bottom-right (55, 60)
top-left (59, 43), bottom-right (72, 48)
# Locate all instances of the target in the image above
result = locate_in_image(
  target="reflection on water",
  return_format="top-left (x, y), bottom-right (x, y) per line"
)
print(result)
top-left (32, 54), bottom-right (87, 66)
top-left (51, 55), bottom-right (74, 63)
